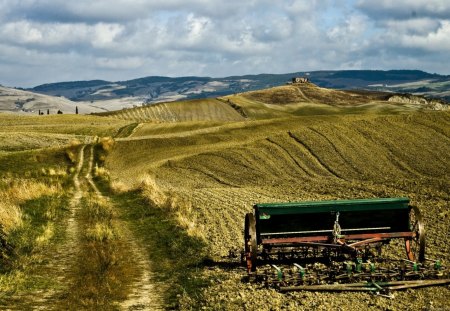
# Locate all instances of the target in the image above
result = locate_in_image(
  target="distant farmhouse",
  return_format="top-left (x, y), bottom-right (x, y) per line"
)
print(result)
top-left (292, 77), bottom-right (309, 84)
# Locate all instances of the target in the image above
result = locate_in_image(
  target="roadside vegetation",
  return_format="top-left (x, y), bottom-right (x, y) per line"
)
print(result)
top-left (0, 146), bottom-right (72, 307)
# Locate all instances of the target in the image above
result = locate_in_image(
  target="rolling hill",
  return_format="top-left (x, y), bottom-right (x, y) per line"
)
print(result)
top-left (97, 82), bottom-right (448, 123)
top-left (28, 70), bottom-right (450, 107)
top-left (0, 86), bottom-right (103, 115)
top-left (106, 109), bottom-right (450, 310)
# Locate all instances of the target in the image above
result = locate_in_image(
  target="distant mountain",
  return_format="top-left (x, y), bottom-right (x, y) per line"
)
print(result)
top-left (0, 86), bottom-right (104, 114)
top-left (28, 70), bottom-right (450, 107)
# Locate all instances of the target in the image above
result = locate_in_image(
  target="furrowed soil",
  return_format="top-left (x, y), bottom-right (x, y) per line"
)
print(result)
top-left (107, 111), bottom-right (450, 310)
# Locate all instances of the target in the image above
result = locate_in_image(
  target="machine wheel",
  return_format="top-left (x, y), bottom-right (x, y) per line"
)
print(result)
top-left (244, 213), bottom-right (258, 273)
top-left (405, 205), bottom-right (426, 262)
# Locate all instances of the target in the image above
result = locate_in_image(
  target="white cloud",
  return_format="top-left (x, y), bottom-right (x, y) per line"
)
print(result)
top-left (95, 56), bottom-right (143, 69)
top-left (0, 0), bottom-right (449, 87)
top-left (398, 20), bottom-right (450, 51)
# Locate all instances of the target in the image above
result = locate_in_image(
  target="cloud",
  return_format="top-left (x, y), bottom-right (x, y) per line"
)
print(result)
top-left (356, 0), bottom-right (450, 20)
top-left (0, 0), bottom-right (449, 87)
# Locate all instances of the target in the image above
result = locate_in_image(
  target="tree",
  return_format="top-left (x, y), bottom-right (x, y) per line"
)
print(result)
top-left (76, 106), bottom-right (78, 114)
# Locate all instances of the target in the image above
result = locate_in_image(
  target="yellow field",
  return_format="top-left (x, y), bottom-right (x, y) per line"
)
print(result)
top-left (0, 114), bottom-right (129, 136)
top-left (106, 108), bottom-right (450, 310)
top-left (100, 98), bottom-right (244, 122)
top-left (1, 83), bottom-right (449, 310)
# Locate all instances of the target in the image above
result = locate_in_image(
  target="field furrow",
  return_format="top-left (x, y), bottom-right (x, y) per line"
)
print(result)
top-left (287, 130), bottom-right (343, 179)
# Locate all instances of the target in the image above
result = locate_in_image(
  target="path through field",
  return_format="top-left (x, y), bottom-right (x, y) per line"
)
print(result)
top-left (83, 145), bottom-right (162, 310)
top-left (1, 144), bottom-right (163, 310)
top-left (70, 144), bottom-right (163, 310)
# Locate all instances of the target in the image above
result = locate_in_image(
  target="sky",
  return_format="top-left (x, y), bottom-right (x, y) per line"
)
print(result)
top-left (0, 0), bottom-right (449, 87)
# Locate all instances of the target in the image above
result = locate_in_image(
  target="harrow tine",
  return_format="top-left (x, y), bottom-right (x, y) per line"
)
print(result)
top-left (279, 279), bottom-right (450, 293)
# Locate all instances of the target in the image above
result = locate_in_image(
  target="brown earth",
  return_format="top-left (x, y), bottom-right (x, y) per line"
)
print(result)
top-left (107, 111), bottom-right (450, 310)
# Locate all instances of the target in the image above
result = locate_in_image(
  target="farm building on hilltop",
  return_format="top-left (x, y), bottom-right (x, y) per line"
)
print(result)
top-left (292, 77), bottom-right (309, 84)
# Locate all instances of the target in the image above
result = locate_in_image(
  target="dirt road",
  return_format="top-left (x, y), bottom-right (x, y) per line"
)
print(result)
top-left (1, 144), bottom-right (162, 310)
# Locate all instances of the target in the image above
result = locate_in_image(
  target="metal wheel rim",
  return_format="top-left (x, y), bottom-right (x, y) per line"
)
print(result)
top-left (405, 205), bottom-right (426, 262)
top-left (244, 213), bottom-right (258, 272)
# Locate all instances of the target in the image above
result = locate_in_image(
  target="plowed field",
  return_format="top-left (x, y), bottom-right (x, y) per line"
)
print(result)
top-left (107, 111), bottom-right (450, 310)
top-left (101, 98), bottom-right (244, 122)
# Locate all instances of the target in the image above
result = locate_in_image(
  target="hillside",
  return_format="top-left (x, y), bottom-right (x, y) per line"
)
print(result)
top-left (98, 83), bottom-right (448, 122)
top-left (98, 98), bottom-right (244, 122)
top-left (28, 70), bottom-right (450, 107)
top-left (0, 86), bottom-right (103, 115)
top-left (106, 110), bottom-right (450, 310)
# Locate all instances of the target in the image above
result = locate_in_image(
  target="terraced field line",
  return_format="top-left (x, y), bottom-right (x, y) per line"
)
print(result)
top-left (83, 144), bottom-right (163, 310)
top-left (265, 137), bottom-right (314, 177)
top-left (287, 131), bottom-right (343, 179)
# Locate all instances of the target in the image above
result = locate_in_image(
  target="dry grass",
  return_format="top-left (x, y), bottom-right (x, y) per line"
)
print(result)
top-left (110, 180), bottom-right (132, 194)
top-left (0, 132), bottom-right (82, 152)
top-left (0, 178), bottom-right (61, 233)
top-left (99, 137), bottom-right (115, 152)
top-left (139, 174), bottom-right (205, 239)
top-left (85, 222), bottom-right (115, 241)
top-left (0, 114), bottom-right (131, 137)
top-left (0, 201), bottom-right (22, 233)
top-left (65, 139), bottom-right (82, 163)
top-left (94, 164), bottom-right (109, 179)
top-left (83, 195), bottom-right (119, 242)
top-left (35, 223), bottom-right (55, 246)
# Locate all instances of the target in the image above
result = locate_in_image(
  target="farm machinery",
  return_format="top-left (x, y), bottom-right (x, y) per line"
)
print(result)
top-left (243, 198), bottom-right (449, 294)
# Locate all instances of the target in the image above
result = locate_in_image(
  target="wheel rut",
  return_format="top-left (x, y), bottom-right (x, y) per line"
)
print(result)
top-left (10, 144), bottom-right (163, 310)
top-left (84, 145), bottom-right (163, 310)
top-left (81, 144), bottom-right (163, 310)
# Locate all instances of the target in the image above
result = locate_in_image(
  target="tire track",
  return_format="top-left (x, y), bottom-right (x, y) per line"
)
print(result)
top-left (83, 144), bottom-right (163, 311)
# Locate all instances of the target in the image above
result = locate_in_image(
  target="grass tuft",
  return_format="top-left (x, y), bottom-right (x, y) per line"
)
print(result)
top-left (35, 223), bottom-right (54, 246)
top-left (110, 180), bottom-right (131, 194)
top-left (65, 139), bottom-right (82, 163)
top-left (139, 174), bottom-right (205, 239)
top-left (0, 178), bottom-right (61, 233)
top-left (85, 222), bottom-right (115, 241)
top-left (0, 201), bottom-right (23, 233)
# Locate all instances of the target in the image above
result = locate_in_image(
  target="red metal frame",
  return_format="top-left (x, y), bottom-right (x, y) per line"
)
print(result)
top-left (261, 231), bottom-right (415, 247)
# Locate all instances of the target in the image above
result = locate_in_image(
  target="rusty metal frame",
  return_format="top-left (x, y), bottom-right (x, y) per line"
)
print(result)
top-left (261, 231), bottom-right (415, 246)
